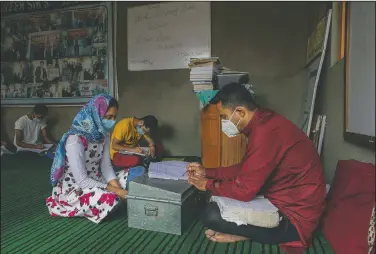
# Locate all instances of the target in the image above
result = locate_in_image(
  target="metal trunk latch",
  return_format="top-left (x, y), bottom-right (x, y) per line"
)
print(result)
top-left (144, 204), bottom-right (158, 217)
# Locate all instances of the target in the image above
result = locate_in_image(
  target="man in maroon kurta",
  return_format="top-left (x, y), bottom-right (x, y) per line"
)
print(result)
top-left (187, 84), bottom-right (326, 253)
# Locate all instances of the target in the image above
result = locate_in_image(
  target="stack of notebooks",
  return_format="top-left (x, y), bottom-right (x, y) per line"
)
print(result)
top-left (210, 184), bottom-right (331, 227)
top-left (148, 161), bottom-right (189, 181)
top-left (210, 195), bottom-right (281, 227)
top-left (310, 114), bottom-right (327, 155)
top-left (189, 57), bottom-right (222, 92)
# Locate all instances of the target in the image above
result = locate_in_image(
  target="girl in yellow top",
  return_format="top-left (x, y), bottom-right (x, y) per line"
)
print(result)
top-left (110, 115), bottom-right (162, 169)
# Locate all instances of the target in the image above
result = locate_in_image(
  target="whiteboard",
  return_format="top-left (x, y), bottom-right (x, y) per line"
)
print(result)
top-left (127, 2), bottom-right (211, 71)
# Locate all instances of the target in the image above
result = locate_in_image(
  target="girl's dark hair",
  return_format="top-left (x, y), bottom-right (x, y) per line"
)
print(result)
top-left (108, 98), bottom-right (119, 109)
top-left (140, 115), bottom-right (158, 130)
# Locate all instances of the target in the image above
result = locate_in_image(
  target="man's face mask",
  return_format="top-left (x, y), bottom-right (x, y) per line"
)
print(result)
top-left (221, 109), bottom-right (241, 137)
top-left (33, 114), bottom-right (44, 123)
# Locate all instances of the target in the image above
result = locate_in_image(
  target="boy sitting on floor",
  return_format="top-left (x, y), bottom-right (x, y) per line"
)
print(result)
top-left (110, 115), bottom-right (163, 169)
top-left (14, 104), bottom-right (56, 152)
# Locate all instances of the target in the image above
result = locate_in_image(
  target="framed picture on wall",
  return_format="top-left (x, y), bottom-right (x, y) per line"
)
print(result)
top-left (0, 2), bottom-right (115, 105)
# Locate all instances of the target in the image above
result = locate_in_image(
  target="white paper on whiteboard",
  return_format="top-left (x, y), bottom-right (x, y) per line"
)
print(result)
top-left (127, 2), bottom-right (211, 71)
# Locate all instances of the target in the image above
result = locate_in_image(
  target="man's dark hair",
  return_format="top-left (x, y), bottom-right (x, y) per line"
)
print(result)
top-left (34, 104), bottom-right (48, 115)
top-left (209, 83), bottom-right (259, 111)
top-left (108, 98), bottom-right (119, 109)
top-left (141, 115), bottom-right (158, 130)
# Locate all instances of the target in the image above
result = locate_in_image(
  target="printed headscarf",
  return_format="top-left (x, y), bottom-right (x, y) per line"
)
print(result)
top-left (50, 94), bottom-right (114, 185)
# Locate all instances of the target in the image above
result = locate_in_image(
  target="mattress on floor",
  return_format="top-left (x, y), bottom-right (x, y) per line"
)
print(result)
top-left (1, 154), bottom-right (335, 254)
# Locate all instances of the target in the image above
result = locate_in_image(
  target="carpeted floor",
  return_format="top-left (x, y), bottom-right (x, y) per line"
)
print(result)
top-left (1, 153), bottom-right (334, 254)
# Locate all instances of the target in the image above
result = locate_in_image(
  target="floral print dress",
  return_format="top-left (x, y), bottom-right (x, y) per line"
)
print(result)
top-left (46, 135), bottom-right (129, 223)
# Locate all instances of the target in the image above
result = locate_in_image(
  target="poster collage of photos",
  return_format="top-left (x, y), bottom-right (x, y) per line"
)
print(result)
top-left (1, 5), bottom-right (109, 101)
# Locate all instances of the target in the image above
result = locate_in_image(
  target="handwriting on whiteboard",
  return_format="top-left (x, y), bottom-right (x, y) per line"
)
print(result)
top-left (127, 2), bottom-right (211, 70)
top-left (158, 43), bottom-right (183, 50)
top-left (129, 59), bottom-right (154, 65)
top-left (134, 3), bottom-right (197, 24)
top-left (136, 34), bottom-right (171, 44)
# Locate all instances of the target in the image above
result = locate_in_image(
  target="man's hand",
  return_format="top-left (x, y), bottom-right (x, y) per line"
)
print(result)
top-left (188, 175), bottom-right (208, 191)
top-left (186, 162), bottom-right (206, 177)
top-left (34, 144), bottom-right (44, 149)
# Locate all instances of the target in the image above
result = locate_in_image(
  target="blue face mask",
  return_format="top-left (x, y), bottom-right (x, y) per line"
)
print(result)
top-left (136, 126), bottom-right (145, 135)
top-left (102, 119), bottom-right (116, 133)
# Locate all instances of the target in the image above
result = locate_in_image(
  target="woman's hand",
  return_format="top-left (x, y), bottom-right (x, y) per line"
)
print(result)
top-left (133, 147), bottom-right (144, 154)
top-left (116, 189), bottom-right (128, 200)
top-left (107, 179), bottom-right (121, 189)
top-left (106, 184), bottom-right (128, 199)
top-left (148, 146), bottom-right (155, 157)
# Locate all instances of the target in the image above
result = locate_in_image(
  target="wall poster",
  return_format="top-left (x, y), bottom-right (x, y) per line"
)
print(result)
top-left (0, 2), bottom-right (115, 105)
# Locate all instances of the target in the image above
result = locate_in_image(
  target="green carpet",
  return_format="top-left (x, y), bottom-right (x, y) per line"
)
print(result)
top-left (1, 154), bottom-right (334, 254)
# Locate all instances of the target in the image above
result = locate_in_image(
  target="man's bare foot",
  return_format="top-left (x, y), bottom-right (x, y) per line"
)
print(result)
top-left (205, 229), bottom-right (217, 239)
top-left (207, 231), bottom-right (248, 243)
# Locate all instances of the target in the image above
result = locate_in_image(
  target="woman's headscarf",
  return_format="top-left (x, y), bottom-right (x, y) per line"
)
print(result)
top-left (50, 94), bottom-right (114, 185)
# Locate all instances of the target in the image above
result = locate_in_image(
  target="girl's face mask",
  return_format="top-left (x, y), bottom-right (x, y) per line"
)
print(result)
top-left (102, 119), bottom-right (116, 133)
top-left (136, 126), bottom-right (145, 135)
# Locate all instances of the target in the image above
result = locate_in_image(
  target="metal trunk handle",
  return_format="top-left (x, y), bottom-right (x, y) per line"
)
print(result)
top-left (144, 204), bottom-right (158, 217)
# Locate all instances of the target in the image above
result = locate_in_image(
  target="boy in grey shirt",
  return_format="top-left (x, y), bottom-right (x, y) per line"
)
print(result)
top-left (14, 104), bottom-right (56, 152)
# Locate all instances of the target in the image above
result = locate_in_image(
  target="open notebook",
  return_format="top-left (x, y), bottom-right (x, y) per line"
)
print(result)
top-left (16, 144), bottom-right (55, 154)
top-left (1, 146), bottom-right (15, 156)
top-left (119, 147), bottom-right (150, 157)
top-left (148, 161), bottom-right (189, 181)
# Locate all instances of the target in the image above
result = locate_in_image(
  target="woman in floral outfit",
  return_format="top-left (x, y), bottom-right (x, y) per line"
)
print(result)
top-left (46, 94), bottom-right (130, 223)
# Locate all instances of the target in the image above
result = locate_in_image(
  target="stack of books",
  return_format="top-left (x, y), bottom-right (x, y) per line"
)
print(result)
top-left (310, 114), bottom-right (327, 155)
top-left (189, 57), bottom-right (222, 92)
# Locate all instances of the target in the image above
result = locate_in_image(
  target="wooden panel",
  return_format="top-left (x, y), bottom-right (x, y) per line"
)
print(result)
top-left (201, 104), bottom-right (221, 168)
top-left (201, 104), bottom-right (248, 168)
top-left (221, 133), bottom-right (248, 167)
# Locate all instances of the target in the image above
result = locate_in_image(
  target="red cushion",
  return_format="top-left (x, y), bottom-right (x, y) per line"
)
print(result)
top-left (322, 160), bottom-right (375, 254)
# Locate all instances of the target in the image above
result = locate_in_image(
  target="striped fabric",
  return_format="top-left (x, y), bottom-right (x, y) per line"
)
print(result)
top-left (1, 154), bottom-right (334, 254)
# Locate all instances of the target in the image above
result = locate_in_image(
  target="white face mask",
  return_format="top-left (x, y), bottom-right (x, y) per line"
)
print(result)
top-left (221, 110), bottom-right (241, 137)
